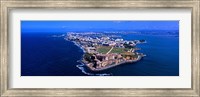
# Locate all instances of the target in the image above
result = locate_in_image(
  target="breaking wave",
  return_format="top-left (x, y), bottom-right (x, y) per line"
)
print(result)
top-left (76, 64), bottom-right (112, 76)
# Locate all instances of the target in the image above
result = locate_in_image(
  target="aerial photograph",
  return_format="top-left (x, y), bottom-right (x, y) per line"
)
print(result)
top-left (21, 21), bottom-right (179, 76)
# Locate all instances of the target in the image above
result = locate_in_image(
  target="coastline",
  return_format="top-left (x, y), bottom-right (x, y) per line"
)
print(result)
top-left (65, 39), bottom-right (86, 69)
top-left (72, 41), bottom-right (86, 53)
top-left (65, 38), bottom-right (86, 53)
top-left (86, 55), bottom-right (143, 71)
top-left (65, 34), bottom-right (146, 72)
top-left (66, 38), bottom-right (145, 72)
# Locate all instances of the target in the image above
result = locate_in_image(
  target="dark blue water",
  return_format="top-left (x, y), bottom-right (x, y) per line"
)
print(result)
top-left (21, 32), bottom-right (179, 76)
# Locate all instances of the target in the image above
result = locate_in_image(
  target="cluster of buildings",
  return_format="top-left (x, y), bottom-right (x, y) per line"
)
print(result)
top-left (67, 32), bottom-right (143, 49)
top-left (66, 32), bottom-right (145, 71)
top-left (94, 53), bottom-right (124, 68)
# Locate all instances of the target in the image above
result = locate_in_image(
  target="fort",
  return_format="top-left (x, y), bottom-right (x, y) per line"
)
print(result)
top-left (66, 32), bottom-right (146, 71)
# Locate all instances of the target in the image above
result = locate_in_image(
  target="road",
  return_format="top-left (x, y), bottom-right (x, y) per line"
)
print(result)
top-left (106, 46), bottom-right (113, 54)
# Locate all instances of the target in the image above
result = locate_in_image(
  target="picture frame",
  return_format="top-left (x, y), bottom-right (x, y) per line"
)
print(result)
top-left (0, 0), bottom-right (199, 97)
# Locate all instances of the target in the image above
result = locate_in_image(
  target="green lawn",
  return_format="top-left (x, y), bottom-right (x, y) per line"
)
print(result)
top-left (110, 47), bottom-right (131, 54)
top-left (97, 46), bottom-right (131, 54)
top-left (110, 47), bottom-right (125, 54)
top-left (97, 46), bottom-right (111, 54)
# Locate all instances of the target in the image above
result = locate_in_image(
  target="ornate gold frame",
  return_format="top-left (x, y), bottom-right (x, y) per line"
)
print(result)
top-left (0, 0), bottom-right (199, 97)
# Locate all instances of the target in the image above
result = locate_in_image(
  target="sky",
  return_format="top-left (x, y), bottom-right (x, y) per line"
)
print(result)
top-left (21, 21), bottom-right (179, 33)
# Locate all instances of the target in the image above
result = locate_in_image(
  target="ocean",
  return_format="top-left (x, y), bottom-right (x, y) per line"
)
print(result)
top-left (21, 31), bottom-right (179, 76)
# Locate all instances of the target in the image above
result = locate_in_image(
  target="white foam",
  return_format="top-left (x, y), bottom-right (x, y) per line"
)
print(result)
top-left (76, 64), bottom-right (111, 76)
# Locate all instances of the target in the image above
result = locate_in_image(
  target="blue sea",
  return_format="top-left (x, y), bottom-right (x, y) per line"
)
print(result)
top-left (21, 31), bottom-right (179, 76)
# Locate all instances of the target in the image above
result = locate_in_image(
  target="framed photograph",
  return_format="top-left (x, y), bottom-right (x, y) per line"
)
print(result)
top-left (1, 0), bottom-right (199, 97)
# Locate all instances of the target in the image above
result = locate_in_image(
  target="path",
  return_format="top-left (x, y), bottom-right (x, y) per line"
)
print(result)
top-left (106, 46), bottom-right (114, 54)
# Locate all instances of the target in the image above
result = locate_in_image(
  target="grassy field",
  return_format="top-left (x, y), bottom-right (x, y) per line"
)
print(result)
top-left (110, 47), bottom-right (126, 54)
top-left (97, 46), bottom-right (131, 54)
top-left (97, 46), bottom-right (112, 54)
top-left (122, 52), bottom-right (135, 55)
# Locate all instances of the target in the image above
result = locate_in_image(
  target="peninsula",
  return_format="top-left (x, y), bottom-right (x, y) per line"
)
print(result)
top-left (66, 32), bottom-right (146, 71)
